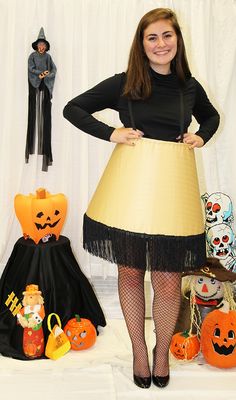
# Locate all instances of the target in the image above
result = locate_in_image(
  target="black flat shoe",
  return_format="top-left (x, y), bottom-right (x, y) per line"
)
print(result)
top-left (133, 374), bottom-right (151, 388)
top-left (152, 374), bottom-right (169, 388)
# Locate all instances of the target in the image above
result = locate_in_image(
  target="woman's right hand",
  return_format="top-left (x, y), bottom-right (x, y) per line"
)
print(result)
top-left (110, 127), bottom-right (144, 146)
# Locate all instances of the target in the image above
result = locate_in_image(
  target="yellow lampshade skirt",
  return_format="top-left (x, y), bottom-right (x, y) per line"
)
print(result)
top-left (83, 138), bottom-right (206, 272)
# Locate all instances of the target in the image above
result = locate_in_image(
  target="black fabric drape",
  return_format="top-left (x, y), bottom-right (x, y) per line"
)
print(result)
top-left (0, 236), bottom-right (106, 360)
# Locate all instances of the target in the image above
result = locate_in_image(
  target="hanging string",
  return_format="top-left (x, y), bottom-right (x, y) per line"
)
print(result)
top-left (179, 89), bottom-right (184, 143)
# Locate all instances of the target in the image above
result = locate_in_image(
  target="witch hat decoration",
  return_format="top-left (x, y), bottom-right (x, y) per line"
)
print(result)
top-left (32, 27), bottom-right (50, 51)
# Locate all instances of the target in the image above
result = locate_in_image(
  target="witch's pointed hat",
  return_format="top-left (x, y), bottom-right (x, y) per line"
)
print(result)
top-left (32, 27), bottom-right (50, 51)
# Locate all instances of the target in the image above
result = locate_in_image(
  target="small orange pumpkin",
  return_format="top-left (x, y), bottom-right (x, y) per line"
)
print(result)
top-left (170, 330), bottom-right (200, 360)
top-left (14, 188), bottom-right (67, 244)
top-left (201, 307), bottom-right (236, 368)
top-left (64, 314), bottom-right (96, 351)
top-left (24, 342), bottom-right (37, 357)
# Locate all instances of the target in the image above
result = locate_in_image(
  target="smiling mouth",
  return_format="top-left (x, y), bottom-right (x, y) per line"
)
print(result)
top-left (206, 217), bottom-right (217, 223)
top-left (173, 352), bottom-right (184, 359)
top-left (196, 292), bottom-right (218, 299)
top-left (216, 249), bottom-right (229, 257)
top-left (71, 342), bottom-right (84, 348)
top-left (212, 341), bottom-right (235, 355)
top-left (35, 219), bottom-right (60, 230)
top-left (154, 51), bottom-right (169, 55)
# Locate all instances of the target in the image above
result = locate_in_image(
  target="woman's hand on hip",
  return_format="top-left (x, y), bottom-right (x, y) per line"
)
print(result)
top-left (182, 133), bottom-right (204, 148)
top-left (110, 127), bottom-right (144, 145)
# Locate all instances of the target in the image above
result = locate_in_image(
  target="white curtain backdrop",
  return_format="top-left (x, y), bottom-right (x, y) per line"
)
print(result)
top-left (0, 0), bottom-right (236, 286)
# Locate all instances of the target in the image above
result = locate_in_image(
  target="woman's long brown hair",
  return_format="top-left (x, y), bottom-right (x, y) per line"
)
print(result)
top-left (123, 8), bottom-right (191, 100)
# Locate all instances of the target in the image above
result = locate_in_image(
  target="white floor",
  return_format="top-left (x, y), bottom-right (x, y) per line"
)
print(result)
top-left (1, 319), bottom-right (236, 400)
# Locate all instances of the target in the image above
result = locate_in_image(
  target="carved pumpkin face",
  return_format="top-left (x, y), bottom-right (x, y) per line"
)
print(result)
top-left (64, 315), bottom-right (96, 351)
top-left (24, 342), bottom-right (38, 357)
top-left (170, 331), bottom-right (200, 361)
top-left (201, 309), bottom-right (236, 368)
top-left (14, 188), bottom-right (67, 244)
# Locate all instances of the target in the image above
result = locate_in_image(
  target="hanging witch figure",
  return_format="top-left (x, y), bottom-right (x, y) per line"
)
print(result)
top-left (25, 28), bottom-right (57, 171)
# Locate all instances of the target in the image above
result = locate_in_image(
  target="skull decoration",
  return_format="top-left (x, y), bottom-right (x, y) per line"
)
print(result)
top-left (206, 223), bottom-right (234, 260)
top-left (202, 192), bottom-right (233, 228)
top-left (14, 188), bottom-right (67, 244)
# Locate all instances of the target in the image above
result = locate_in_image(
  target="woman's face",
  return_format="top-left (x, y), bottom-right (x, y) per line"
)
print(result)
top-left (143, 19), bottom-right (177, 74)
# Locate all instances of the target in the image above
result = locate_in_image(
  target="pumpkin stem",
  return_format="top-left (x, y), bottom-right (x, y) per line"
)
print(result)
top-left (36, 188), bottom-right (46, 199)
top-left (181, 330), bottom-right (190, 338)
top-left (75, 314), bottom-right (81, 322)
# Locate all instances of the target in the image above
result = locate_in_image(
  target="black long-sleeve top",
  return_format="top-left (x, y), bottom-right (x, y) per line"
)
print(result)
top-left (63, 69), bottom-right (220, 144)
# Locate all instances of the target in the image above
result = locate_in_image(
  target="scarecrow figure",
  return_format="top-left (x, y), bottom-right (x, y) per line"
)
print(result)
top-left (17, 284), bottom-right (45, 358)
top-left (175, 258), bottom-right (236, 336)
top-left (25, 28), bottom-right (56, 171)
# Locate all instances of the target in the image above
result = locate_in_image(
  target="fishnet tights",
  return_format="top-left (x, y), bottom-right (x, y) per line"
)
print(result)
top-left (118, 266), bottom-right (150, 378)
top-left (151, 271), bottom-right (181, 377)
top-left (118, 266), bottom-right (181, 378)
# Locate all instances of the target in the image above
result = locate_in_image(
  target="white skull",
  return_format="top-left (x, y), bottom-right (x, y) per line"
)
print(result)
top-left (206, 223), bottom-right (234, 260)
top-left (202, 192), bottom-right (233, 227)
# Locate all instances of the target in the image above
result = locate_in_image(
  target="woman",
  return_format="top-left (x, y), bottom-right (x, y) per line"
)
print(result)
top-left (63, 8), bottom-right (220, 389)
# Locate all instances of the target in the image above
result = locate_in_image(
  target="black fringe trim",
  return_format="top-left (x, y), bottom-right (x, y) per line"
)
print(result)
top-left (83, 214), bottom-right (206, 273)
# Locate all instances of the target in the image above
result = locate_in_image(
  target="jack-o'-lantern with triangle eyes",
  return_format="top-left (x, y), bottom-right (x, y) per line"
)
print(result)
top-left (64, 314), bottom-right (97, 350)
top-left (201, 303), bottom-right (236, 368)
top-left (14, 188), bottom-right (67, 244)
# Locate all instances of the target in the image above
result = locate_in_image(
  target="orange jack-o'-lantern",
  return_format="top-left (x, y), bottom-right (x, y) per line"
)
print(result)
top-left (14, 188), bottom-right (67, 244)
top-left (170, 330), bottom-right (200, 361)
top-left (201, 306), bottom-right (236, 368)
top-left (64, 314), bottom-right (96, 350)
